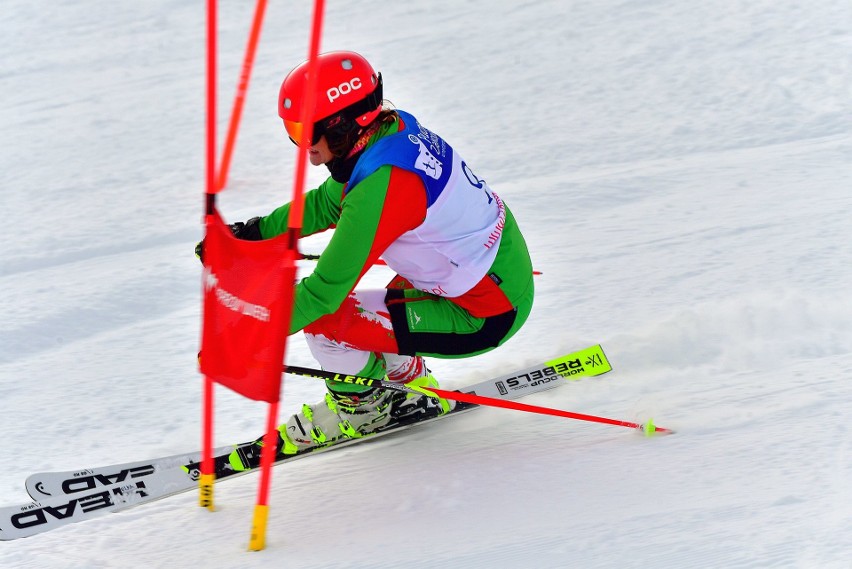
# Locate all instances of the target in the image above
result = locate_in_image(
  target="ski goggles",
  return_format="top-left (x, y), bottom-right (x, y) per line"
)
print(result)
top-left (284, 118), bottom-right (324, 147)
top-left (285, 113), bottom-right (357, 148)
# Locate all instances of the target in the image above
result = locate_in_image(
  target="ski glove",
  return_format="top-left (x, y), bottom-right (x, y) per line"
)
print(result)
top-left (195, 216), bottom-right (264, 264)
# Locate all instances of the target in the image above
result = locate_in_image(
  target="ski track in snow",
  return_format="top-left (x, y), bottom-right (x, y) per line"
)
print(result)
top-left (2, 0), bottom-right (851, 567)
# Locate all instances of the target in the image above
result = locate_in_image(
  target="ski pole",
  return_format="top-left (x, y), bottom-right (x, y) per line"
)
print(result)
top-left (297, 253), bottom-right (543, 275)
top-left (428, 386), bottom-right (673, 435)
top-left (283, 364), bottom-right (673, 436)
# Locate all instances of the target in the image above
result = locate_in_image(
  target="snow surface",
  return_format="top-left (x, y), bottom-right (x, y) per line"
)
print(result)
top-left (2, 0), bottom-right (852, 567)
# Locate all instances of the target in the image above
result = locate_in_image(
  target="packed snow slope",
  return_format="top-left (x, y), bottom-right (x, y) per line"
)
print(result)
top-left (2, 0), bottom-right (851, 567)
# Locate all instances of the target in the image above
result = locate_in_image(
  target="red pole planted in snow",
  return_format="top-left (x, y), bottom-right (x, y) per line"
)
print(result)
top-left (216, 0), bottom-right (268, 192)
top-left (249, 0), bottom-right (327, 552)
top-left (200, 0), bottom-right (218, 511)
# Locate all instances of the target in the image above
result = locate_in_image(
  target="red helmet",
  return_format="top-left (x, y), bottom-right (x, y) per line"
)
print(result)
top-left (278, 51), bottom-right (383, 146)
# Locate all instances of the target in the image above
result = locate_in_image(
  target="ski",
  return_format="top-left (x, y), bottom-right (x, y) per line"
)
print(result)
top-left (2, 345), bottom-right (609, 540)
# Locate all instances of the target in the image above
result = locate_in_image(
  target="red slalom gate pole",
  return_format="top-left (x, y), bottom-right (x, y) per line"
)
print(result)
top-left (248, 0), bottom-right (327, 552)
top-left (247, 399), bottom-right (280, 548)
top-left (248, 249), bottom-right (297, 552)
top-left (199, 0), bottom-right (218, 512)
top-left (216, 0), bottom-right (268, 191)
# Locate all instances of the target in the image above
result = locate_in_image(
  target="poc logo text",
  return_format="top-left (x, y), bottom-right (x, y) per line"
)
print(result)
top-left (327, 77), bottom-right (362, 102)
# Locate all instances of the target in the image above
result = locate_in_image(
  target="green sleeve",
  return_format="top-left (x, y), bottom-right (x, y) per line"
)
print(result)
top-left (289, 167), bottom-right (394, 333)
top-left (257, 176), bottom-right (345, 238)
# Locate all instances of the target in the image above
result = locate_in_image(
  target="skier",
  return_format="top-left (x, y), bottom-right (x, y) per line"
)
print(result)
top-left (199, 51), bottom-right (534, 455)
